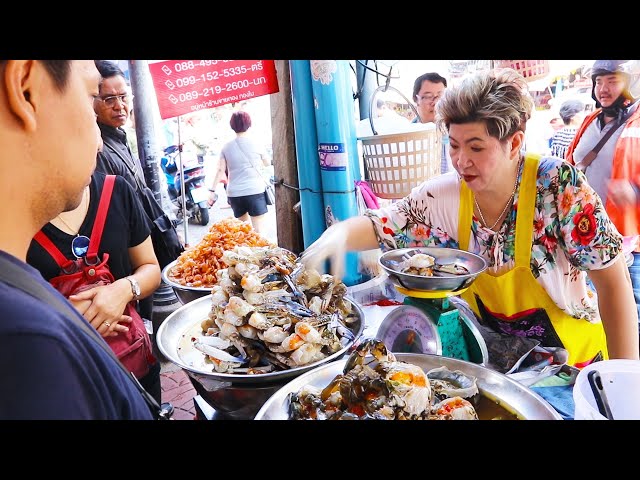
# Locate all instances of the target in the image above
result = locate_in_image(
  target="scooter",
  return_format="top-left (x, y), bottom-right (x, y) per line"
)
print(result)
top-left (161, 145), bottom-right (210, 226)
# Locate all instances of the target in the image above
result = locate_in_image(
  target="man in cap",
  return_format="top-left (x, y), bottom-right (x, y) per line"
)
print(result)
top-left (550, 99), bottom-right (586, 159)
top-left (566, 60), bottom-right (640, 334)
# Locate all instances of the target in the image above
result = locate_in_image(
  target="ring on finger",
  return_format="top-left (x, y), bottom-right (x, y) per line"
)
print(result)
top-left (104, 321), bottom-right (111, 327)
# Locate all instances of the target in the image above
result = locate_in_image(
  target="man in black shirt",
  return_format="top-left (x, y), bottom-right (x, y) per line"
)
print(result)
top-left (93, 60), bottom-right (169, 320)
top-left (0, 60), bottom-right (153, 419)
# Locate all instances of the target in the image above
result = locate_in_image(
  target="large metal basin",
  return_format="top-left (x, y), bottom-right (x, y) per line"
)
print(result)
top-left (161, 260), bottom-right (212, 305)
top-left (156, 294), bottom-right (365, 419)
top-left (379, 247), bottom-right (488, 292)
top-left (254, 353), bottom-right (563, 420)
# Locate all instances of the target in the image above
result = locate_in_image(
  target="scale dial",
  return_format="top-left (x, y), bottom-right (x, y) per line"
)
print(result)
top-left (375, 305), bottom-right (442, 355)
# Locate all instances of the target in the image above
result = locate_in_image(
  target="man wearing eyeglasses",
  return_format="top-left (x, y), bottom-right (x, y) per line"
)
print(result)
top-left (93, 60), bottom-right (160, 323)
top-left (412, 72), bottom-right (452, 174)
top-left (94, 60), bottom-right (145, 192)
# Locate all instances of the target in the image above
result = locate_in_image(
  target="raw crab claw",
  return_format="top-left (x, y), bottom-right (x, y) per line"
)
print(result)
top-left (344, 338), bottom-right (394, 373)
top-left (192, 340), bottom-right (246, 364)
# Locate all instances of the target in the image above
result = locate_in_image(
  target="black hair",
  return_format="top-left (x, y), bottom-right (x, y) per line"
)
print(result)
top-left (413, 72), bottom-right (447, 101)
top-left (94, 60), bottom-right (125, 80)
top-left (0, 60), bottom-right (71, 92)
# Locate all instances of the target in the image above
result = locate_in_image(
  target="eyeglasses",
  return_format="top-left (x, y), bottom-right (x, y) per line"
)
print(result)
top-left (417, 93), bottom-right (442, 103)
top-left (96, 94), bottom-right (133, 107)
top-left (71, 235), bottom-right (91, 259)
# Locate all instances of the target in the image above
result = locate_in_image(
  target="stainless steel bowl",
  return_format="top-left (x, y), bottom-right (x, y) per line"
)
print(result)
top-left (255, 353), bottom-right (563, 420)
top-left (161, 260), bottom-right (212, 305)
top-left (156, 294), bottom-right (365, 419)
top-left (379, 247), bottom-right (488, 292)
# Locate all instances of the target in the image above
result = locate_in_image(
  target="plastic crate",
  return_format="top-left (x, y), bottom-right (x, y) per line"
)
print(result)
top-left (494, 60), bottom-right (549, 82)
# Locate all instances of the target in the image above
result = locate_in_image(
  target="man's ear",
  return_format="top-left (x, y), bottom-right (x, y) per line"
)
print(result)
top-left (4, 60), bottom-right (38, 132)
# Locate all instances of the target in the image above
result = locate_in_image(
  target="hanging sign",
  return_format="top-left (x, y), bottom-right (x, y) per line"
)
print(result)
top-left (148, 60), bottom-right (279, 119)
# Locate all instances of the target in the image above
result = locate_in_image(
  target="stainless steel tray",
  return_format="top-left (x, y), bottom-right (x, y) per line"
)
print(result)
top-left (156, 294), bottom-right (365, 385)
top-left (254, 353), bottom-right (563, 420)
top-left (379, 247), bottom-right (487, 292)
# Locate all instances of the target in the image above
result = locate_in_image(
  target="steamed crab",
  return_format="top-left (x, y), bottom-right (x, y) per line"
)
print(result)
top-left (289, 339), bottom-right (482, 420)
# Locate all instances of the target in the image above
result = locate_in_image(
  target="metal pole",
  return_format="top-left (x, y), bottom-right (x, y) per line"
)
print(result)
top-left (177, 118), bottom-right (189, 246)
top-left (128, 60), bottom-right (177, 307)
top-left (309, 60), bottom-right (363, 286)
top-left (356, 60), bottom-right (377, 121)
top-left (128, 60), bottom-right (162, 200)
top-left (289, 60), bottom-right (326, 249)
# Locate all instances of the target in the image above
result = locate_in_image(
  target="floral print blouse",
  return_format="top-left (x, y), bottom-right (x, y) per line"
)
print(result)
top-left (365, 156), bottom-right (623, 323)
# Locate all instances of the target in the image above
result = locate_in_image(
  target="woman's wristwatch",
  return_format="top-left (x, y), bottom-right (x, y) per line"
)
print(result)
top-left (125, 276), bottom-right (141, 301)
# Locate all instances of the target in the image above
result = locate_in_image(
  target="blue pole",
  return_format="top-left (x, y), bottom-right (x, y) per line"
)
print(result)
top-left (289, 61), bottom-right (326, 249)
top-left (309, 60), bottom-right (363, 286)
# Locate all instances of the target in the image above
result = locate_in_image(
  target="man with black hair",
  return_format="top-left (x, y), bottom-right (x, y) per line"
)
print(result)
top-left (412, 72), bottom-right (451, 174)
top-left (0, 60), bottom-right (153, 419)
top-left (566, 60), bottom-right (640, 333)
top-left (94, 60), bottom-right (183, 321)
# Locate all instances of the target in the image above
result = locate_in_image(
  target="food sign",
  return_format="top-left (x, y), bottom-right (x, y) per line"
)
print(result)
top-left (148, 60), bottom-right (279, 119)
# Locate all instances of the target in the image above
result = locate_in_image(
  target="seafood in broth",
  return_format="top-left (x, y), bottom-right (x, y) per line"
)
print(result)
top-left (191, 246), bottom-right (359, 374)
top-left (288, 339), bottom-right (504, 420)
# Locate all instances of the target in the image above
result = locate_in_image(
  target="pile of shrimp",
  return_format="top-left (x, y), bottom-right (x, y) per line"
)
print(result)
top-left (168, 218), bottom-right (274, 288)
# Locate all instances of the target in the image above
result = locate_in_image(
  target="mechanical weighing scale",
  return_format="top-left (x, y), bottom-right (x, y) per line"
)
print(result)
top-left (375, 247), bottom-right (490, 365)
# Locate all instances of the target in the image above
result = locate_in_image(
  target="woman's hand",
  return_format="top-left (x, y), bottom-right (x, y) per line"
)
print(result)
top-left (68, 280), bottom-right (132, 337)
top-left (300, 216), bottom-right (379, 281)
top-left (68, 295), bottom-right (131, 338)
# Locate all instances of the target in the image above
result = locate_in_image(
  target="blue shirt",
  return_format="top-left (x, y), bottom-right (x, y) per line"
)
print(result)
top-left (0, 252), bottom-right (153, 420)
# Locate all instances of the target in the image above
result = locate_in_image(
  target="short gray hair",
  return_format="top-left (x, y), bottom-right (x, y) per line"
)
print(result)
top-left (436, 68), bottom-right (534, 142)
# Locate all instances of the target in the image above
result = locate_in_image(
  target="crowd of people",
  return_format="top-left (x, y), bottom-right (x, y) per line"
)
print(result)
top-left (0, 59), bottom-right (638, 419)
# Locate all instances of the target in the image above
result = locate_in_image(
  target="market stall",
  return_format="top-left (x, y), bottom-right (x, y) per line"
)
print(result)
top-left (156, 221), bottom-right (586, 420)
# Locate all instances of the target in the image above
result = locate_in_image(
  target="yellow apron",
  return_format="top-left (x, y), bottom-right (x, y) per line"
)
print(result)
top-left (458, 154), bottom-right (607, 367)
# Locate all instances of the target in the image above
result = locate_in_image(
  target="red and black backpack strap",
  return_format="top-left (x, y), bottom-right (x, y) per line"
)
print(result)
top-left (85, 175), bottom-right (116, 264)
top-left (33, 230), bottom-right (74, 271)
top-left (34, 175), bottom-right (117, 267)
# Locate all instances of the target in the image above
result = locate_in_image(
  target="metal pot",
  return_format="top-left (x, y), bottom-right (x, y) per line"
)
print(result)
top-left (161, 260), bottom-right (212, 305)
top-left (155, 294), bottom-right (365, 419)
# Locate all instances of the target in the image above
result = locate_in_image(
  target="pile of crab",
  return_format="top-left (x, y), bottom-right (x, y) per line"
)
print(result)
top-left (288, 339), bottom-right (481, 420)
top-left (192, 245), bottom-right (358, 374)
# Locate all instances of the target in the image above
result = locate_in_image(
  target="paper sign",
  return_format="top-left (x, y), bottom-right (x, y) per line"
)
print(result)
top-left (148, 60), bottom-right (279, 119)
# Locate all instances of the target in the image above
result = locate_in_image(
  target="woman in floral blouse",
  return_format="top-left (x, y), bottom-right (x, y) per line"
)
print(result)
top-left (302, 68), bottom-right (638, 366)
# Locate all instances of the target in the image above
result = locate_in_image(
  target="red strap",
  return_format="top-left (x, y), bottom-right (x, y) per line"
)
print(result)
top-left (33, 175), bottom-right (116, 266)
top-left (33, 231), bottom-right (72, 268)
top-left (87, 175), bottom-right (116, 258)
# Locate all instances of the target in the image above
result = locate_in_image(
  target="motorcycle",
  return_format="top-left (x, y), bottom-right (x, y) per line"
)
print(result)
top-left (161, 145), bottom-right (210, 226)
